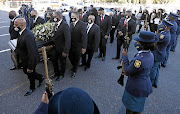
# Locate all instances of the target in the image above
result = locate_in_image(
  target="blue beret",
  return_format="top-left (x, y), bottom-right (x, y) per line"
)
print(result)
top-left (134, 31), bottom-right (158, 42)
top-left (162, 19), bottom-right (174, 28)
top-left (169, 12), bottom-right (179, 18)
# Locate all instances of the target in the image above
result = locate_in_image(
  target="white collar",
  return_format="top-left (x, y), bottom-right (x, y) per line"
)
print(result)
top-left (126, 18), bottom-right (131, 22)
top-left (34, 16), bottom-right (38, 22)
top-left (57, 19), bottom-right (63, 27)
top-left (19, 27), bottom-right (26, 35)
top-left (12, 17), bottom-right (16, 22)
top-left (73, 19), bottom-right (79, 26)
top-left (138, 50), bottom-right (150, 53)
top-left (88, 22), bottom-right (94, 27)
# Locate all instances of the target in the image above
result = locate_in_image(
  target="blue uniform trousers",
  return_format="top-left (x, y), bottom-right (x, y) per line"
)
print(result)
top-left (171, 26), bottom-right (180, 51)
top-left (150, 62), bottom-right (161, 86)
top-left (162, 45), bottom-right (171, 65)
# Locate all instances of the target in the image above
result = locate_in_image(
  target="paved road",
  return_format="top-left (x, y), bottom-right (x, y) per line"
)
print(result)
top-left (0, 10), bottom-right (180, 114)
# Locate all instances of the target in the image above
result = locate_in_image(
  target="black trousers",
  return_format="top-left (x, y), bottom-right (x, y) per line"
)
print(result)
top-left (82, 49), bottom-right (94, 67)
top-left (149, 23), bottom-right (156, 33)
top-left (110, 28), bottom-right (116, 44)
top-left (50, 49), bottom-right (66, 76)
top-left (69, 48), bottom-right (82, 72)
top-left (138, 24), bottom-right (148, 32)
top-left (99, 34), bottom-right (107, 57)
top-left (22, 64), bottom-right (42, 90)
top-left (116, 37), bottom-right (131, 58)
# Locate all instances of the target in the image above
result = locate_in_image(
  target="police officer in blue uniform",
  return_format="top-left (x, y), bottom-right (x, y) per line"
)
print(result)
top-left (161, 12), bottom-right (178, 67)
top-left (121, 31), bottom-right (158, 113)
top-left (173, 10), bottom-right (180, 50)
top-left (149, 19), bottom-right (173, 88)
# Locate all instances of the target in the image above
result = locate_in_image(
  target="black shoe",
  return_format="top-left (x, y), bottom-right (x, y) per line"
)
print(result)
top-left (102, 57), bottom-right (106, 61)
top-left (112, 57), bottom-right (120, 60)
top-left (84, 66), bottom-right (90, 71)
top-left (56, 75), bottom-right (64, 81)
top-left (79, 64), bottom-right (86, 67)
top-left (170, 50), bottom-right (175, 52)
top-left (152, 85), bottom-right (158, 88)
top-left (117, 75), bottom-right (124, 86)
top-left (24, 89), bottom-right (34, 96)
top-left (161, 64), bottom-right (166, 68)
top-left (95, 55), bottom-right (102, 58)
top-left (10, 67), bottom-right (16, 70)
top-left (50, 74), bottom-right (57, 79)
top-left (71, 72), bottom-right (76, 78)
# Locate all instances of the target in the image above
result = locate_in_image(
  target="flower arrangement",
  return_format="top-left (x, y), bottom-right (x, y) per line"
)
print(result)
top-left (32, 22), bottom-right (55, 42)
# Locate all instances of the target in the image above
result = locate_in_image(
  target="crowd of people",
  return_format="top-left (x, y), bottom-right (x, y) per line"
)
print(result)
top-left (8, 4), bottom-right (180, 114)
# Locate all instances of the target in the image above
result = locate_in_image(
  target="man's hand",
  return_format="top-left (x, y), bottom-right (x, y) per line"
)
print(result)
top-left (62, 52), bottom-right (67, 57)
top-left (122, 49), bottom-right (128, 56)
top-left (118, 31), bottom-right (123, 36)
top-left (82, 48), bottom-right (86, 54)
top-left (104, 35), bottom-right (109, 39)
top-left (41, 91), bottom-right (49, 104)
top-left (27, 69), bottom-right (33, 73)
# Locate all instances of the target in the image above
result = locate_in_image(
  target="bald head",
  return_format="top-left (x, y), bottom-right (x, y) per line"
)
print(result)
top-left (14, 18), bottom-right (26, 31)
top-left (9, 10), bottom-right (16, 19)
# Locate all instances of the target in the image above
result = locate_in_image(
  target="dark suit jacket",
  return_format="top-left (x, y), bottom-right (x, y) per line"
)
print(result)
top-left (30, 16), bottom-right (45, 30)
top-left (70, 20), bottom-right (87, 51)
top-left (80, 14), bottom-right (88, 22)
top-left (9, 18), bottom-right (19, 40)
top-left (99, 15), bottom-right (112, 37)
top-left (16, 29), bottom-right (40, 70)
top-left (117, 18), bottom-right (136, 40)
top-left (87, 23), bottom-right (100, 51)
top-left (46, 20), bottom-right (71, 54)
top-left (113, 11), bottom-right (122, 27)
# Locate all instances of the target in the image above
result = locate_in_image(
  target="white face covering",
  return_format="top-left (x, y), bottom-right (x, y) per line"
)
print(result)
top-left (14, 27), bottom-right (19, 32)
top-left (54, 18), bottom-right (58, 22)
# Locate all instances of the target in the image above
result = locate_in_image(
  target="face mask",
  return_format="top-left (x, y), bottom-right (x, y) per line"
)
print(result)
top-left (88, 19), bottom-right (93, 24)
top-left (53, 18), bottom-right (59, 22)
top-left (14, 27), bottom-right (21, 32)
top-left (9, 15), bottom-right (14, 19)
top-left (47, 17), bottom-right (51, 21)
top-left (71, 18), bottom-right (76, 22)
top-left (134, 42), bottom-right (142, 51)
top-left (31, 15), bottom-right (35, 19)
top-left (126, 15), bottom-right (130, 19)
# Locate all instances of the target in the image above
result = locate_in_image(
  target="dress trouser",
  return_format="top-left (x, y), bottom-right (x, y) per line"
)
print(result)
top-left (116, 37), bottom-right (130, 58)
top-left (50, 49), bottom-right (66, 76)
top-left (110, 28), bottom-right (116, 43)
top-left (69, 48), bottom-right (82, 72)
top-left (22, 63), bottom-right (42, 90)
top-left (82, 49), bottom-right (94, 67)
top-left (149, 61), bottom-right (161, 86)
top-left (99, 33), bottom-right (107, 57)
top-left (162, 45), bottom-right (171, 65)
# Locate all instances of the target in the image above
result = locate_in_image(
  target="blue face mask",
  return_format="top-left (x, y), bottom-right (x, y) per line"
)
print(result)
top-left (134, 42), bottom-right (142, 51)
top-left (158, 26), bottom-right (165, 32)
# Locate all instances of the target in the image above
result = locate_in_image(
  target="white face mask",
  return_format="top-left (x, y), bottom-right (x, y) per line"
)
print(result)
top-left (14, 27), bottom-right (19, 32)
top-left (54, 18), bottom-right (58, 22)
top-left (88, 19), bottom-right (93, 24)
top-left (71, 18), bottom-right (76, 22)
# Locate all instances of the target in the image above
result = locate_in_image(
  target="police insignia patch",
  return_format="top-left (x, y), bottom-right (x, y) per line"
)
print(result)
top-left (160, 34), bottom-right (165, 39)
top-left (134, 60), bottom-right (141, 68)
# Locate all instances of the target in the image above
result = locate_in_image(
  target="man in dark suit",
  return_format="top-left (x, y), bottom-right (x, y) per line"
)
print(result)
top-left (9, 10), bottom-right (21, 70)
top-left (45, 11), bottom-right (71, 81)
top-left (69, 12), bottom-right (87, 78)
top-left (14, 18), bottom-right (43, 96)
top-left (81, 15), bottom-right (100, 71)
top-left (30, 10), bottom-right (45, 30)
top-left (96, 7), bottom-right (112, 61)
top-left (112, 10), bottom-right (136, 59)
top-left (78, 9), bottom-right (88, 22)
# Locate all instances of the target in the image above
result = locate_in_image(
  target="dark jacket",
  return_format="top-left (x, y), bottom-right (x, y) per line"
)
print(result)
top-left (45, 20), bottom-right (71, 54)
top-left (153, 30), bottom-right (171, 62)
top-left (117, 18), bottom-right (136, 40)
top-left (169, 20), bottom-right (178, 45)
top-left (113, 11), bottom-right (122, 27)
top-left (30, 16), bottom-right (45, 30)
top-left (15, 28), bottom-right (40, 70)
top-left (87, 23), bottom-right (100, 51)
top-left (9, 18), bottom-right (19, 40)
top-left (80, 14), bottom-right (88, 22)
top-left (70, 20), bottom-right (87, 50)
top-left (99, 15), bottom-right (112, 37)
top-left (123, 51), bottom-right (154, 97)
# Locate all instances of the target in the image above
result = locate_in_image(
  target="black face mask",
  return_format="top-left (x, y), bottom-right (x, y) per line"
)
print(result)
top-left (9, 15), bottom-right (14, 19)
top-left (47, 17), bottom-right (51, 21)
top-left (71, 18), bottom-right (77, 22)
top-left (31, 15), bottom-right (36, 19)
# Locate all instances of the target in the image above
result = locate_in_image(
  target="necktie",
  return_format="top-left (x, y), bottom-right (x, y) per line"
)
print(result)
top-left (101, 16), bottom-right (103, 22)
top-left (117, 12), bottom-right (119, 16)
top-left (81, 15), bottom-right (82, 19)
top-left (123, 19), bottom-right (127, 27)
